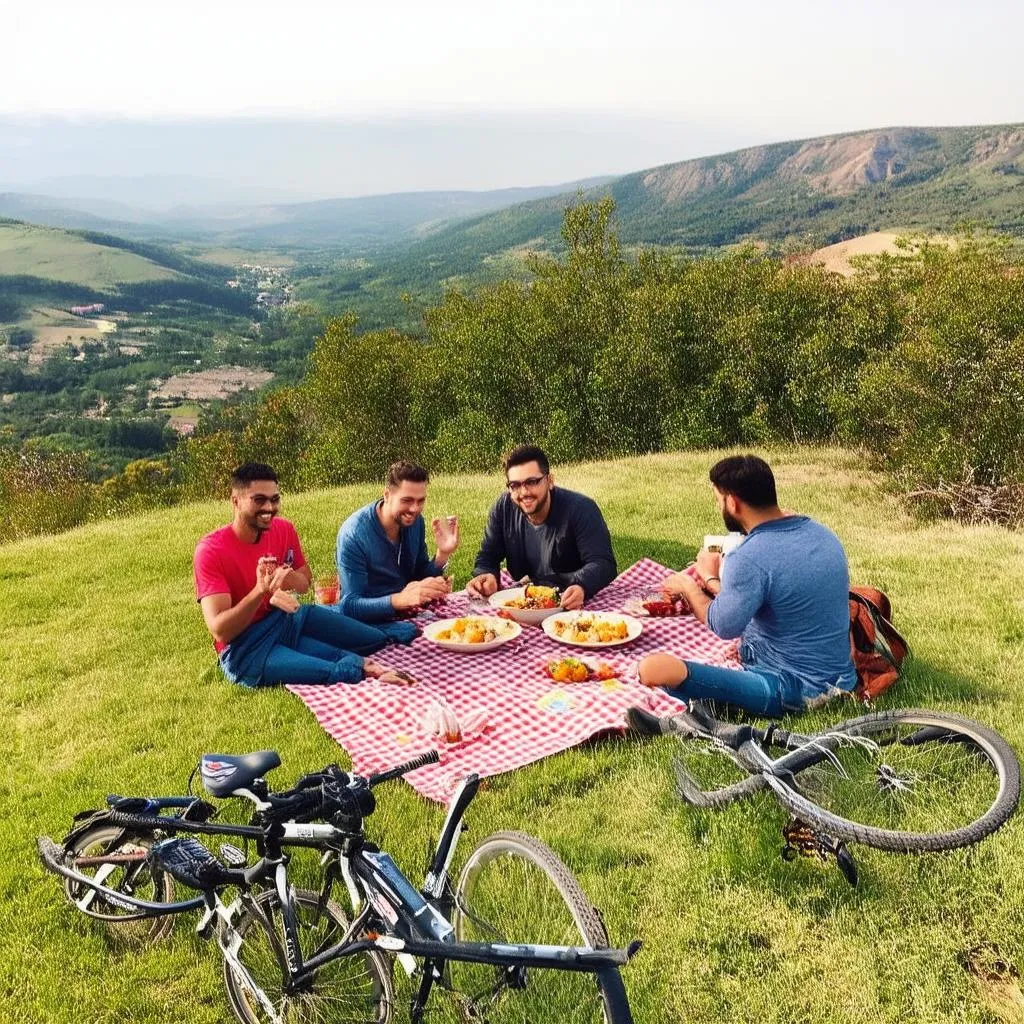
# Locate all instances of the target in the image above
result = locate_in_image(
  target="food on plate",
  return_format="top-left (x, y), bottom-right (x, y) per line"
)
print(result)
top-left (433, 616), bottom-right (507, 645)
top-left (642, 593), bottom-right (690, 617)
top-left (552, 616), bottom-right (630, 644)
top-left (544, 657), bottom-right (617, 683)
top-left (503, 584), bottom-right (561, 610)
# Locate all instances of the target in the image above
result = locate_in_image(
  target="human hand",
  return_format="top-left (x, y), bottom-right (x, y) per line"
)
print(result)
top-left (561, 584), bottom-right (586, 611)
top-left (269, 564), bottom-right (293, 593)
top-left (394, 577), bottom-right (449, 611)
top-left (431, 515), bottom-right (460, 559)
top-left (661, 571), bottom-right (702, 600)
top-left (364, 660), bottom-right (416, 686)
top-left (256, 555), bottom-right (279, 593)
top-left (466, 573), bottom-right (499, 599)
top-left (269, 589), bottom-right (300, 613)
top-left (695, 549), bottom-right (722, 582)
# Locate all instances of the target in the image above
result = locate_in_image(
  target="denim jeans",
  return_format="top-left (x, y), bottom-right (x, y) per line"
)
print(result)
top-left (670, 655), bottom-right (805, 717)
top-left (220, 605), bottom-right (409, 688)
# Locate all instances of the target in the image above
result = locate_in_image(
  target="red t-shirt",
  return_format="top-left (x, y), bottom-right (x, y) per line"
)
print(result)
top-left (193, 517), bottom-right (307, 653)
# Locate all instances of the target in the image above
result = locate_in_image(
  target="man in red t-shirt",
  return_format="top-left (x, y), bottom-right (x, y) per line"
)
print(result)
top-left (194, 462), bottom-right (416, 687)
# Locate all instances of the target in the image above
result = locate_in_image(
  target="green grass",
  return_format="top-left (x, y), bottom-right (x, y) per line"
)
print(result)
top-left (0, 223), bottom-right (178, 289)
top-left (3, 448), bottom-right (1024, 1023)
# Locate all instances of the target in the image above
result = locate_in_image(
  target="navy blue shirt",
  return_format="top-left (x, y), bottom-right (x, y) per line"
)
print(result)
top-left (472, 488), bottom-right (616, 599)
top-left (707, 515), bottom-right (856, 700)
top-left (335, 501), bottom-right (444, 622)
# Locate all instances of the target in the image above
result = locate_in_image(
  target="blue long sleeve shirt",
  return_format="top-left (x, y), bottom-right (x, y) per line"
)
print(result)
top-left (335, 501), bottom-right (444, 622)
top-left (706, 515), bottom-right (857, 699)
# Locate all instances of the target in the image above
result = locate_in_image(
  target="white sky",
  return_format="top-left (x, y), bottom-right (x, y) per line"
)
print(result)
top-left (4, 0), bottom-right (1022, 130)
top-left (2, 0), bottom-right (1021, 197)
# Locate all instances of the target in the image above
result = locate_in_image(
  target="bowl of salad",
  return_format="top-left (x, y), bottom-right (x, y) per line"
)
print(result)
top-left (488, 584), bottom-right (563, 625)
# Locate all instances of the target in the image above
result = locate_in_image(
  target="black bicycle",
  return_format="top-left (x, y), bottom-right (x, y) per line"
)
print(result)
top-left (628, 702), bottom-right (1020, 883)
top-left (39, 749), bottom-right (639, 1023)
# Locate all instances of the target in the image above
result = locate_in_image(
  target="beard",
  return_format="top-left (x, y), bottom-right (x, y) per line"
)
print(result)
top-left (722, 510), bottom-right (745, 534)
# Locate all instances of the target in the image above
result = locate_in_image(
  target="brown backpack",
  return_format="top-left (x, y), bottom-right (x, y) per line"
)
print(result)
top-left (849, 586), bottom-right (910, 702)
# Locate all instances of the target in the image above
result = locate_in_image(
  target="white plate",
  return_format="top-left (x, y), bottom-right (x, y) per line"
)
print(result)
top-left (488, 586), bottom-right (562, 625)
top-left (542, 611), bottom-right (643, 648)
top-left (423, 616), bottom-right (522, 653)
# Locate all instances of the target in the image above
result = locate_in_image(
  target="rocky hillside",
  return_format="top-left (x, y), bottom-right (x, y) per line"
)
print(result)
top-left (382, 124), bottom-right (1024, 280)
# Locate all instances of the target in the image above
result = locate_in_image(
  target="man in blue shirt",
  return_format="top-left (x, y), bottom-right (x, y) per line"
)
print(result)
top-left (336, 461), bottom-right (459, 622)
top-left (630, 455), bottom-right (856, 721)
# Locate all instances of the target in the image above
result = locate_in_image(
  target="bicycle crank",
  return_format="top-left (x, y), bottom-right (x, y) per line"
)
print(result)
top-left (781, 818), bottom-right (859, 887)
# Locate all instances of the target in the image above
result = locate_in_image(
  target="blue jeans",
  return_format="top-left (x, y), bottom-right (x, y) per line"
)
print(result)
top-left (220, 606), bottom-right (414, 688)
top-left (670, 656), bottom-right (805, 717)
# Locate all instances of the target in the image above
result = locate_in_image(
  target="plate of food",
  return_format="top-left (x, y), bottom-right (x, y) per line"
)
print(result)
top-left (488, 584), bottom-right (562, 625)
top-left (543, 656), bottom-right (618, 683)
top-left (623, 592), bottom-right (692, 618)
top-left (423, 616), bottom-right (522, 652)
top-left (542, 611), bottom-right (642, 648)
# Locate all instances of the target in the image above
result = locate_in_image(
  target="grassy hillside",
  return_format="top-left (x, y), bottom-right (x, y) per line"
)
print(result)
top-left (4, 449), bottom-right (1024, 1023)
top-left (322, 123), bottom-right (1024, 299)
top-left (0, 221), bottom-right (179, 289)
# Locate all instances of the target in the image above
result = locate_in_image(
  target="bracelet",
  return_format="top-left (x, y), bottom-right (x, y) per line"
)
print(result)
top-left (704, 576), bottom-right (721, 584)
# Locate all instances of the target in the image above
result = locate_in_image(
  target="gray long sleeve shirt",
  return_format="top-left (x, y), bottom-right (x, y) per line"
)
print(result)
top-left (472, 488), bottom-right (617, 598)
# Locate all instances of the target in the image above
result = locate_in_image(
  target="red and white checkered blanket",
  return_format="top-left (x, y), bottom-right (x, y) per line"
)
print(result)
top-left (288, 558), bottom-right (740, 803)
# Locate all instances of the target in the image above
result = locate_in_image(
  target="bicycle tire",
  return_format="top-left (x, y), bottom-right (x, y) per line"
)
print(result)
top-left (62, 823), bottom-right (176, 942)
top-left (768, 709), bottom-right (1020, 853)
top-left (223, 887), bottom-right (394, 1024)
top-left (451, 830), bottom-right (632, 1024)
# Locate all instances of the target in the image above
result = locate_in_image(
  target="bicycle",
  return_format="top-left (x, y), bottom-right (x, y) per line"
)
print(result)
top-left (38, 748), bottom-right (640, 1023)
top-left (626, 702), bottom-right (1021, 885)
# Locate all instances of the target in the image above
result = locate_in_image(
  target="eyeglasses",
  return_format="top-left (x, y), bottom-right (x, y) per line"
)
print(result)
top-left (507, 476), bottom-right (546, 493)
top-left (250, 494), bottom-right (282, 507)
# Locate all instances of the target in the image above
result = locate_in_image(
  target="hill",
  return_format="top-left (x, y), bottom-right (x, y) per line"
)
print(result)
top-left (0, 221), bottom-right (181, 289)
top-left (4, 449), bottom-right (1024, 1023)
top-left (364, 123), bottom-right (1024, 286)
top-left (0, 177), bottom-right (614, 251)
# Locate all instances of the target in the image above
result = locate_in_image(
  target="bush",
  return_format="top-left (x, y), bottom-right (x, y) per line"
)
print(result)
top-left (850, 237), bottom-right (1024, 493)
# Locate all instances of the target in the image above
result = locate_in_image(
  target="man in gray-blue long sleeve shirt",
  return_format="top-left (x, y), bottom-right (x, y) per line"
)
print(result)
top-left (630, 455), bottom-right (856, 720)
top-left (466, 446), bottom-right (616, 610)
top-left (335, 461), bottom-right (458, 622)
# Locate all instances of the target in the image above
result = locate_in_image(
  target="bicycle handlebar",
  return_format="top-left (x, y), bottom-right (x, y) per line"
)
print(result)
top-left (367, 749), bottom-right (440, 788)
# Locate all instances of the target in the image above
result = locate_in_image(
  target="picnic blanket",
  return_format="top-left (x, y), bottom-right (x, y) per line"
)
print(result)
top-left (288, 558), bottom-right (741, 803)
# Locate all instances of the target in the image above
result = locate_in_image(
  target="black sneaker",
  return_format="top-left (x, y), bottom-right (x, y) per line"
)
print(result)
top-left (625, 707), bottom-right (671, 737)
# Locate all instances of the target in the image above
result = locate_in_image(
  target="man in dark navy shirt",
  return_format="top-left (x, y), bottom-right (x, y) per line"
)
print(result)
top-left (467, 446), bottom-right (616, 610)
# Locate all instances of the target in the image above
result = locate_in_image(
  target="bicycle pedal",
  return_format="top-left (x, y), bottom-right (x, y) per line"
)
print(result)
top-left (781, 819), bottom-right (859, 886)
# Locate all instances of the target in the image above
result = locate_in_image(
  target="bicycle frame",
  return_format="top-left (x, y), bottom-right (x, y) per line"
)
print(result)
top-left (40, 758), bottom-right (638, 1023)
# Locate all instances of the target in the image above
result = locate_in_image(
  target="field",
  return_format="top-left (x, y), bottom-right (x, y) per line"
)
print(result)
top-left (3, 449), bottom-right (1024, 1023)
top-left (0, 223), bottom-right (179, 289)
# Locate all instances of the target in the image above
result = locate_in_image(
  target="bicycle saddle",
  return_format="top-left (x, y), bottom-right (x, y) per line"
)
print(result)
top-left (200, 751), bottom-right (281, 797)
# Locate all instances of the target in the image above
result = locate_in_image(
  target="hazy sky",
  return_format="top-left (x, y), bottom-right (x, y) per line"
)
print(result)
top-left (3, 0), bottom-right (1021, 197)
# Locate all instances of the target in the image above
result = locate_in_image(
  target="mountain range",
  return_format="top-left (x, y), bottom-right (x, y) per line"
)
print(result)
top-left (2, 123), bottom-right (1022, 266)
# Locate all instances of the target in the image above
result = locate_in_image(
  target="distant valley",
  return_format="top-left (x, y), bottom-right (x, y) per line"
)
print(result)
top-left (2, 120), bottom-right (1022, 479)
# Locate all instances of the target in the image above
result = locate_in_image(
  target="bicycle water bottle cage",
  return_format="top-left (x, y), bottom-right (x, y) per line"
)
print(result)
top-left (200, 751), bottom-right (282, 798)
top-left (149, 837), bottom-right (237, 891)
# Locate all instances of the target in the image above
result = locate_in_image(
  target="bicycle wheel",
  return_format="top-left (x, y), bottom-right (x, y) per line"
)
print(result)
top-left (62, 823), bottom-right (175, 942)
top-left (770, 709), bottom-right (1021, 853)
top-left (223, 888), bottom-right (393, 1024)
top-left (451, 830), bottom-right (631, 1024)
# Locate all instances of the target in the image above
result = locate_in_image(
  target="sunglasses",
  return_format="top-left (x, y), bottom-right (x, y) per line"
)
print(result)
top-left (507, 476), bottom-right (546, 493)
